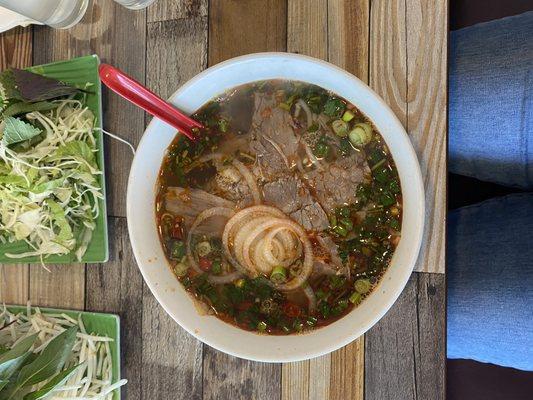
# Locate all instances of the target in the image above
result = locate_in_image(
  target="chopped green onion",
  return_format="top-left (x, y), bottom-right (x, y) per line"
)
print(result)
top-left (270, 266), bottom-right (287, 284)
top-left (314, 142), bottom-right (330, 158)
top-left (389, 218), bottom-right (400, 231)
top-left (349, 292), bottom-right (362, 304)
top-left (174, 262), bottom-right (189, 277)
top-left (331, 119), bottom-right (349, 137)
top-left (339, 217), bottom-right (353, 231)
top-left (308, 122), bottom-right (319, 132)
top-left (380, 192), bottom-right (396, 206)
top-left (293, 320), bottom-right (304, 332)
top-left (306, 316), bottom-right (318, 326)
top-left (211, 260), bottom-right (222, 274)
top-left (334, 224), bottom-right (348, 236)
top-left (355, 278), bottom-right (372, 294)
top-left (389, 180), bottom-right (401, 194)
top-left (371, 158), bottom-right (387, 172)
top-left (339, 206), bottom-right (351, 218)
top-left (257, 321), bottom-right (268, 332)
top-left (348, 123), bottom-right (373, 146)
top-left (218, 118), bottom-right (229, 132)
top-left (342, 110), bottom-right (355, 122)
top-left (279, 102), bottom-right (291, 111)
top-left (330, 275), bottom-right (345, 289)
top-left (196, 241), bottom-right (212, 257)
top-left (169, 240), bottom-right (186, 260)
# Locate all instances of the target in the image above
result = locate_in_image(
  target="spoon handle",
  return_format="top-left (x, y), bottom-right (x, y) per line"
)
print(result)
top-left (99, 63), bottom-right (202, 140)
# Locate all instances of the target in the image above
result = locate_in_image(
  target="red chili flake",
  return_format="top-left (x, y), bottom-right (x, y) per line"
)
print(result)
top-left (198, 257), bottom-right (212, 271)
top-left (283, 302), bottom-right (301, 318)
top-left (171, 217), bottom-right (184, 239)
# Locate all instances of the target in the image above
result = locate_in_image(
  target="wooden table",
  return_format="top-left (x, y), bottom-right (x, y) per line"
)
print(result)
top-left (0, 1), bottom-right (446, 399)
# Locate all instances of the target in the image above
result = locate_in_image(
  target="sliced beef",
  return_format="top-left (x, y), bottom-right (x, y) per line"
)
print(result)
top-left (262, 175), bottom-right (329, 231)
top-left (250, 137), bottom-right (290, 179)
top-left (165, 187), bottom-right (235, 236)
top-left (306, 152), bottom-right (369, 212)
top-left (250, 93), bottom-right (300, 179)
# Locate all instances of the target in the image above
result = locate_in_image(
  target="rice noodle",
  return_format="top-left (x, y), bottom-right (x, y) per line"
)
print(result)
top-left (231, 158), bottom-right (261, 204)
top-left (303, 285), bottom-right (317, 313)
top-left (302, 140), bottom-right (324, 170)
top-left (297, 99), bottom-right (314, 128)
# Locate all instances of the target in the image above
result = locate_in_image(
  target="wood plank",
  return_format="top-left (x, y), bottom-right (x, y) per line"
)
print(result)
top-left (203, 352), bottom-right (281, 400)
top-left (406, 0), bottom-right (447, 273)
top-left (33, 0), bottom-right (147, 219)
top-left (0, 265), bottom-right (29, 305)
top-left (86, 217), bottom-right (144, 400)
top-left (369, 0), bottom-right (407, 127)
top-left (287, 0), bottom-right (328, 59)
top-left (0, 27), bottom-right (32, 306)
top-left (365, 273), bottom-right (445, 400)
top-left (140, 16), bottom-right (207, 400)
top-left (330, 338), bottom-right (365, 400)
top-left (0, 26), bottom-right (32, 70)
top-left (327, 0), bottom-right (369, 82)
top-left (208, 0), bottom-right (287, 65)
top-left (28, 264), bottom-right (85, 309)
top-left (141, 288), bottom-right (203, 400)
top-left (147, 0), bottom-right (208, 22)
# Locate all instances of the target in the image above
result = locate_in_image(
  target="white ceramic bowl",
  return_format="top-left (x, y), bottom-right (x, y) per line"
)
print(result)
top-left (127, 53), bottom-right (424, 362)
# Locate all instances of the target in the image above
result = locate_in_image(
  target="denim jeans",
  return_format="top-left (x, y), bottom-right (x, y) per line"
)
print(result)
top-left (447, 11), bottom-right (533, 371)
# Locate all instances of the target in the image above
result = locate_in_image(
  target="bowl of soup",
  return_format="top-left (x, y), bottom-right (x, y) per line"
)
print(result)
top-left (127, 53), bottom-right (424, 362)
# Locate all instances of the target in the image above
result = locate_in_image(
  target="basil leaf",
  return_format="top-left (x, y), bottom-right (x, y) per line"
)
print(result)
top-left (2, 101), bottom-right (58, 118)
top-left (23, 363), bottom-right (81, 400)
top-left (1, 117), bottom-right (41, 146)
top-left (12, 326), bottom-right (77, 392)
top-left (0, 69), bottom-right (80, 103)
top-left (0, 334), bottom-right (37, 382)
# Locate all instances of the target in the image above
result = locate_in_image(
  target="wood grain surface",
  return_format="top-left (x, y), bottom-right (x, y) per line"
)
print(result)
top-left (0, 1), bottom-right (447, 399)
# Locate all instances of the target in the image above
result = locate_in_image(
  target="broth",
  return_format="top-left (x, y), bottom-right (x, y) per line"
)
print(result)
top-left (156, 80), bottom-right (402, 335)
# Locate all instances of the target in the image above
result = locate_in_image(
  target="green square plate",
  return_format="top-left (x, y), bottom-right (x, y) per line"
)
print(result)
top-left (6, 305), bottom-right (122, 399)
top-left (0, 55), bottom-right (108, 264)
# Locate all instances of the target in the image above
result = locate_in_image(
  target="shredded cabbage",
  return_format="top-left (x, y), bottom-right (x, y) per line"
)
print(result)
top-left (0, 98), bottom-right (103, 262)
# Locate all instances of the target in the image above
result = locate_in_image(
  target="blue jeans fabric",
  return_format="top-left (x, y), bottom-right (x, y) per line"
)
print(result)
top-left (449, 11), bottom-right (533, 189)
top-left (448, 12), bottom-right (533, 371)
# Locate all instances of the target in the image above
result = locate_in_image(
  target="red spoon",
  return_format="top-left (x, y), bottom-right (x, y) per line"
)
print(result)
top-left (98, 63), bottom-right (202, 140)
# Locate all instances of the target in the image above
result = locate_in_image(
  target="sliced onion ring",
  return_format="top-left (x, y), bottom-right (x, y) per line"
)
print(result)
top-left (232, 158), bottom-right (261, 205)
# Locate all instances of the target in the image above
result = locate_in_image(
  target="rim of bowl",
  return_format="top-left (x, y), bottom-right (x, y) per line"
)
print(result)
top-left (127, 52), bottom-right (425, 362)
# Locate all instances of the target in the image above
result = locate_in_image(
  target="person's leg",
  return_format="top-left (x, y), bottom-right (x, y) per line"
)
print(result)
top-left (449, 11), bottom-right (533, 189)
top-left (447, 193), bottom-right (533, 371)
